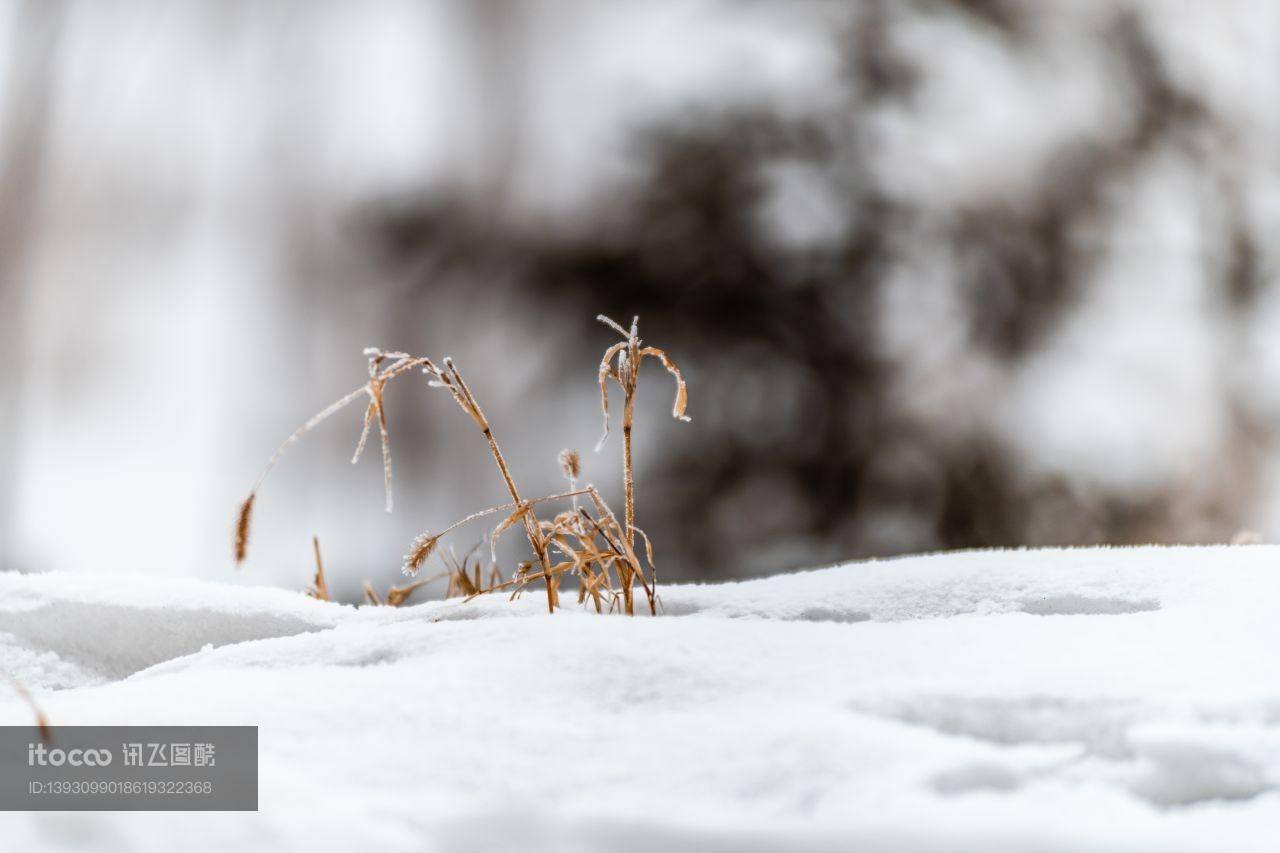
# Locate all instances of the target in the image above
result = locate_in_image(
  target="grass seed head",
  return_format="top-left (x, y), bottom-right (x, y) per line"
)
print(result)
top-left (234, 493), bottom-right (256, 565)
top-left (558, 449), bottom-right (581, 480)
top-left (403, 532), bottom-right (440, 576)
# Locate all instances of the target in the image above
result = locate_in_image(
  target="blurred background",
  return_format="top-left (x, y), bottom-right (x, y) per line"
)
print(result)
top-left (2, 0), bottom-right (1279, 601)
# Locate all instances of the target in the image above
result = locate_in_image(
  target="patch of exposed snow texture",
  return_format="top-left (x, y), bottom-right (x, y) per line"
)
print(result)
top-left (1, 545), bottom-right (1277, 852)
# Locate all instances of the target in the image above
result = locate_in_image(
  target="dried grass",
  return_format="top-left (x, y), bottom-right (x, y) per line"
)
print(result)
top-left (234, 350), bottom-right (428, 565)
top-left (235, 313), bottom-right (689, 615)
top-left (441, 547), bottom-right (504, 599)
top-left (361, 546), bottom-right (503, 606)
top-left (594, 315), bottom-right (690, 546)
top-left (385, 578), bottom-right (434, 607)
top-left (307, 536), bottom-right (330, 601)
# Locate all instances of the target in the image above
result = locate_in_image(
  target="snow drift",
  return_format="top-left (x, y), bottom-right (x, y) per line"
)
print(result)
top-left (0, 545), bottom-right (1276, 851)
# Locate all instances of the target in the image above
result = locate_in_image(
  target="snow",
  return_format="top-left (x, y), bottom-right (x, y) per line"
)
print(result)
top-left (1, 545), bottom-right (1277, 851)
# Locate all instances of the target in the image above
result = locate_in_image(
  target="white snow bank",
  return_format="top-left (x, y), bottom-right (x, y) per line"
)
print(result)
top-left (0, 546), bottom-right (1277, 852)
top-left (0, 574), bottom-right (340, 687)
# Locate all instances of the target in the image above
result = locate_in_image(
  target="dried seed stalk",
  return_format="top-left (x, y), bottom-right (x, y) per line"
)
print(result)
top-left (595, 315), bottom-right (690, 549)
top-left (236, 313), bottom-right (689, 618)
top-left (234, 350), bottom-right (430, 565)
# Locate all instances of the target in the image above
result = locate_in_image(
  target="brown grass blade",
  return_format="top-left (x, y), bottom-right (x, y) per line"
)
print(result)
top-left (307, 535), bottom-right (330, 601)
top-left (489, 502), bottom-right (532, 562)
top-left (595, 342), bottom-right (626, 451)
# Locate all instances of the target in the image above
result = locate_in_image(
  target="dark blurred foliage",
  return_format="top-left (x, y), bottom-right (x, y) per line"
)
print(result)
top-left (362, 2), bottom-right (1264, 579)
top-left (0, 0), bottom-right (1270, 590)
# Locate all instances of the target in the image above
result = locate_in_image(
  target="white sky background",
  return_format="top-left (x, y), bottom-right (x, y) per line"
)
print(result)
top-left (3, 0), bottom-right (1280, 591)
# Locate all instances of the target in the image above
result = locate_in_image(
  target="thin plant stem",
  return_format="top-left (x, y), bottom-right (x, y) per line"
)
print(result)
top-left (623, 421), bottom-right (634, 546)
top-left (443, 358), bottom-right (558, 612)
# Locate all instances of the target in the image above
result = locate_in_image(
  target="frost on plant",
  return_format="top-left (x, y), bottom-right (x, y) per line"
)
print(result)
top-left (594, 314), bottom-right (690, 546)
top-left (233, 314), bottom-right (691, 616)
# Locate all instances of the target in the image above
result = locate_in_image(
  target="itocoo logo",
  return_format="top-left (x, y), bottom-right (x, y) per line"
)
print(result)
top-left (28, 743), bottom-right (113, 767)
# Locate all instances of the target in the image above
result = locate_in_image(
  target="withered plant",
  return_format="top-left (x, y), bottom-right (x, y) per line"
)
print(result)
top-left (312, 534), bottom-right (437, 606)
top-left (395, 477), bottom-right (657, 615)
top-left (440, 547), bottom-right (504, 599)
top-left (235, 314), bottom-right (689, 616)
top-left (594, 315), bottom-right (689, 545)
top-left (363, 576), bottom-right (436, 607)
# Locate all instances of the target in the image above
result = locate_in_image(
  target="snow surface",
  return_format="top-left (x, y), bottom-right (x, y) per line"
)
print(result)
top-left (1, 546), bottom-right (1277, 852)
